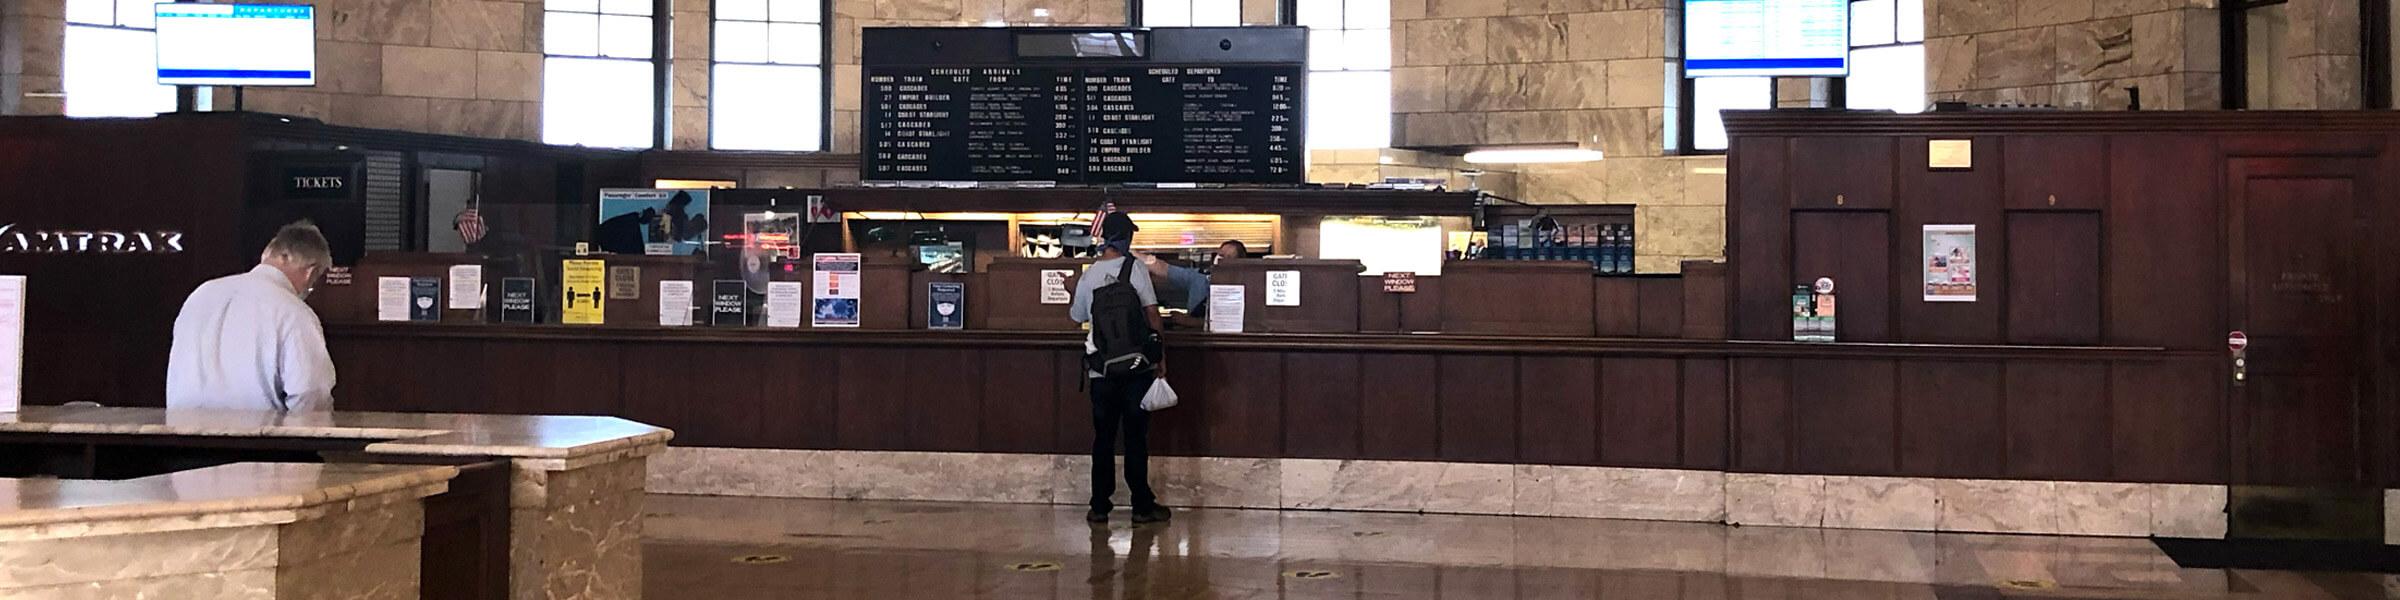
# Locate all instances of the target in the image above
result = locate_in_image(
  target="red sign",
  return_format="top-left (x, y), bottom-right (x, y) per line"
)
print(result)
top-left (1382, 272), bottom-right (1417, 294)
top-left (2227, 331), bottom-right (2248, 352)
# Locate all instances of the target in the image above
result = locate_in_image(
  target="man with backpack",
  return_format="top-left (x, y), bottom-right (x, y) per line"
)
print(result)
top-left (1070, 211), bottom-right (1171, 525)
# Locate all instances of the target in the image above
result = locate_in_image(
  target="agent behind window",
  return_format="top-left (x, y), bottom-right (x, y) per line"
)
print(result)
top-left (1142, 239), bottom-right (1246, 327)
top-left (1069, 211), bottom-right (1171, 525)
top-left (165, 220), bottom-right (337, 412)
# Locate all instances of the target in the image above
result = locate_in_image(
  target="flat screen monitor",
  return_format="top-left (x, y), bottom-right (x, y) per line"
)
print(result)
top-left (1683, 0), bottom-right (1847, 77)
top-left (154, 3), bottom-right (316, 86)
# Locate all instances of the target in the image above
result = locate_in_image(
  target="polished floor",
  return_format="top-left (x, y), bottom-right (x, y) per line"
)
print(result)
top-left (642, 495), bottom-right (2400, 599)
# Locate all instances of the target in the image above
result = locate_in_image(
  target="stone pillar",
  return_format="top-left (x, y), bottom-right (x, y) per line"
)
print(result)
top-left (506, 447), bottom-right (659, 600)
top-left (0, 0), bottom-right (66, 116)
top-left (1774, 77), bottom-right (1834, 108)
top-left (669, 0), bottom-right (709, 149)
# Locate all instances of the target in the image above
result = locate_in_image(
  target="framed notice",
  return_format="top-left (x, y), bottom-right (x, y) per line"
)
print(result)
top-left (927, 281), bottom-right (965, 330)
top-left (561, 259), bottom-right (606, 324)
top-left (499, 277), bottom-right (536, 323)
top-left (1921, 225), bottom-right (1977, 302)
top-left (812, 253), bottom-right (862, 327)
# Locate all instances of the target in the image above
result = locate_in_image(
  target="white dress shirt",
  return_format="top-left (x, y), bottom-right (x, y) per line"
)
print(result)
top-left (166, 264), bottom-right (336, 411)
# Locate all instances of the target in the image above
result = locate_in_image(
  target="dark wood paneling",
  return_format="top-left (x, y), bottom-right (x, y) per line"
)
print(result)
top-left (1788, 137), bottom-right (1893, 209)
top-left (835, 348), bottom-right (911, 450)
top-left (1679, 261), bottom-right (1728, 340)
top-left (483, 339), bottom-right (622, 417)
top-left (2006, 212), bottom-right (2103, 344)
top-left (1439, 262), bottom-right (1596, 336)
top-left (1791, 359), bottom-right (1897, 475)
top-left (2110, 360), bottom-right (2228, 483)
top-left (1359, 275), bottom-right (1444, 333)
top-left (1790, 212), bottom-right (1892, 341)
top-left (1517, 356), bottom-right (1599, 465)
top-left (1730, 136), bottom-right (1793, 340)
top-left (1636, 278), bottom-right (1684, 338)
top-left (1281, 353), bottom-right (1363, 458)
top-left (985, 258), bottom-right (1083, 331)
top-left (1893, 137), bottom-right (2007, 344)
top-left (1598, 357), bottom-right (1680, 467)
top-left (2004, 361), bottom-right (2111, 481)
top-left (618, 343), bottom-right (759, 448)
top-left (1055, 349), bottom-right (1099, 455)
top-left (1895, 361), bottom-right (2003, 478)
top-left (1593, 278), bottom-right (1640, 336)
top-left (1679, 358), bottom-right (1730, 469)
top-left (978, 350), bottom-right (1059, 454)
top-left (2106, 135), bottom-right (2221, 349)
top-left (904, 348), bottom-right (982, 451)
top-left (1437, 355), bottom-right (1518, 463)
top-left (1213, 260), bottom-right (1363, 333)
top-left (758, 346), bottom-right (839, 449)
top-left (1731, 357), bottom-right (1792, 471)
top-left (1197, 351), bottom-right (1282, 457)
top-left (1360, 354), bottom-right (1440, 461)
top-left (2004, 135), bottom-right (2108, 210)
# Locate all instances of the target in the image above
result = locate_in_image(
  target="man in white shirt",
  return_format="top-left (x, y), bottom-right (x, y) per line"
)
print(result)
top-left (166, 220), bottom-right (337, 411)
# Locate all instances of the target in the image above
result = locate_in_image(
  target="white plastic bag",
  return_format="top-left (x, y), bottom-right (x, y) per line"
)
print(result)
top-left (1140, 378), bottom-right (1179, 411)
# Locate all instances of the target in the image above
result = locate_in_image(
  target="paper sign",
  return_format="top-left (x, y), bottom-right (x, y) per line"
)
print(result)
top-left (447, 265), bottom-right (483, 309)
top-left (1382, 272), bottom-right (1417, 293)
top-left (812, 253), bottom-right (862, 328)
top-left (1039, 269), bottom-right (1074, 305)
top-left (927, 281), bottom-right (965, 330)
top-left (561, 259), bottom-right (606, 324)
top-left (765, 281), bottom-right (804, 328)
top-left (1922, 225), bottom-right (1977, 302)
top-left (408, 277), bottom-right (440, 321)
top-left (1207, 284), bottom-right (1245, 333)
top-left (1266, 270), bottom-right (1300, 306)
top-left (324, 266), bottom-right (353, 286)
top-left (500, 277), bottom-right (536, 323)
top-left (711, 280), bottom-right (747, 326)
top-left (0, 275), bottom-right (24, 413)
top-left (659, 280), bottom-right (694, 326)
top-left (376, 277), bottom-right (409, 322)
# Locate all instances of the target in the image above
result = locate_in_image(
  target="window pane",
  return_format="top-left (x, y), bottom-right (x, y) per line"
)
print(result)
top-left (64, 25), bottom-right (175, 117)
top-left (66, 0), bottom-right (113, 26)
top-left (768, 22), bottom-right (821, 65)
top-left (543, 57), bottom-right (656, 148)
top-left (547, 0), bottom-right (599, 13)
top-left (545, 11), bottom-right (600, 56)
top-left (115, 0), bottom-right (154, 28)
top-left (599, 0), bottom-right (649, 16)
top-left (1343, 28), bottom-right (1388, 71)
top-left (716, 20), bottom-right (767, 62)
top-left (599, 14), bottom-right (652, 58)
top-left (1307, 70), bottom-right (1389, 149)
top-left (1850, 0), bottom-right (1894, 46)
top-left (1143, 0), bottom-right (1191, 26)
top-left (1895, 0), bottom-right (1923, 42)
top-left (711, 63), bottom-right (824, 151)
top-left (1296, 0), bottom-right (1341, 29)
top-left (768, 0), bottom-right (817, 22)
top-left (2244, 3), bottom-right (2289, 108)
top-left (1193, 0), bottom-right (1239, 26)
top-left (1345, 0), bottom-right (1388, 30)
top-left (1692, 76), bottom-right (1771, 151)
top-left (1308, 28), bottom-right (1343, 70)
top-left (1846, 44), bottom-right (1923, 113)
top-left (718, 0), bottom-right (765, 20)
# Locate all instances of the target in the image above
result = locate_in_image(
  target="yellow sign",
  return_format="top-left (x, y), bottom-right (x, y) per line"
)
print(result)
top-left (561, 259), bottom-right (606, 324)
top-left (1928, 139), bottom-right (1974, 169)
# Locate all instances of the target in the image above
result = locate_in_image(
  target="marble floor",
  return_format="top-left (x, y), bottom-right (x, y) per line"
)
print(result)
top-left (643, 495), bottom-right (2400, 599)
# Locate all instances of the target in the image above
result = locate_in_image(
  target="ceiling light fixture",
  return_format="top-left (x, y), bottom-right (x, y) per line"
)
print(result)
top-left (1462, 144), bottom-right (1605, 164)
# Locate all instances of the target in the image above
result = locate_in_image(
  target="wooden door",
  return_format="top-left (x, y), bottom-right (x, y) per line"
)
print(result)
top-left (2225, 157), bottom-right (2380, 539)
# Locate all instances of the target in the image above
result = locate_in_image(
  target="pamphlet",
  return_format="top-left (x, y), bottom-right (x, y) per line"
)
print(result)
top-left (376, 277), bottom-right (409, 322)
top-left (711, 280), bottom-right (747, 326)
top-left (446, 264), bottom-right (483, 309)
top-left (499, 277), bottom-right (535, 323)
top-left (0, 275), bottom-right (23, 413)
top-left (408, 277), bottom-right (440, 321)
top-left (1922, 224), bottom-right (1977, 302)
top-left (1207, 284), bottom-right (1245, 333)
top-left (765, 281), bottom-right (803, 328)
top-left (1039, 269), bottom-right (1074, 305)
top-left (812, 253), bottom-right (861, 328)
top-left (658, 280), bottom-right (694, 326)
top-left (561, 259), bottom-right (606, 324)
top-left (1266, 270), bottom-right (1300, 306)
top-left (927, 281), bottom-right (965, 330)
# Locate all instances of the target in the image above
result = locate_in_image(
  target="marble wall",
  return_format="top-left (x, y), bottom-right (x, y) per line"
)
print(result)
top-left (221, 0), bottom-right (546, 139)
top-left (507, 455), bottom-right (651, 600)
top-left (1924, 0), bottom-right (2222, 110)
top-left (647, 446), bottom-right (2232, 538)
top-left (0, 0), bottom-right (65, 115)
top-left (2238, 0), bottom-right (2365, 109)
top-left (1389, 0), bottom-right (1678, 154)
top-left (1516, 155), bottom-right (1724, 273)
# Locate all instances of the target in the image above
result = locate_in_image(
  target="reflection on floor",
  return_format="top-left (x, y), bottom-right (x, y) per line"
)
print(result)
top-left (643, 495), bottom-right (2400, 599)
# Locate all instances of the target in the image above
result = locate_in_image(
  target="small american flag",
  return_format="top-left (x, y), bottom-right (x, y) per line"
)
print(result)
top-left (454, 207), bottom-right (487, 245)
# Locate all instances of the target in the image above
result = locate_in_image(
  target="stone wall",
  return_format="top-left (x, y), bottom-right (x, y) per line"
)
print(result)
top-left (220, 0), bottom-right (545, 140)
top-left (2243, 0), bottom-right (2364, 109)
top-left (1924, 0), bottom-right (2221, 110)
top-left (0, 0), bottom-right (63, 115)
top-left (1388, 0), bottom-right (1677, 154)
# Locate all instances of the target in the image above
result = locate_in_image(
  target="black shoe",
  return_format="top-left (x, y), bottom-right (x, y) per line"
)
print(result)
top-left (1132, 506), bottom-right (1172, 524)
top-left (1085, 508), bottom-right (1110, 523)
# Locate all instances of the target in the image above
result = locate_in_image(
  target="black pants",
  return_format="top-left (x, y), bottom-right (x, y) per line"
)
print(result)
top-left (1089, 373), bottom-right (1158, 512)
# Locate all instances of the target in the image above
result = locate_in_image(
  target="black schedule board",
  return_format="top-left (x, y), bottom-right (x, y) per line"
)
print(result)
top-left (862, 27), bottom-right (1307, 185)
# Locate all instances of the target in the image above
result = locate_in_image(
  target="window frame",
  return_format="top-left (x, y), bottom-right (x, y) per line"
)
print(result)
top-left (63, 0), bottom-right (178, 117)
top-left (1296, 0), bottom-right (1391, 150)
top-left (1836, 0), bottom-right (1922, 113)
top-left (541, 0), bottom-right (664, 149)
top-left (1134, 0), bottom-right (1245, 27)
top-left (705, 0), bottom-right (834, 151)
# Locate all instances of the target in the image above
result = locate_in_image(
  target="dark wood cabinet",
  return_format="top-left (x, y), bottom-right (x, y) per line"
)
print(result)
top-left (2003, 135), bottom-right (2108, 210)
top-left (1787, 137), bottom-right (1894, 209)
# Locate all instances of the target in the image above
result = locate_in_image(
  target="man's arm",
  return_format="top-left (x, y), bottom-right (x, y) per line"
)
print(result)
top-left (279, 312), bottom-right (337, 412)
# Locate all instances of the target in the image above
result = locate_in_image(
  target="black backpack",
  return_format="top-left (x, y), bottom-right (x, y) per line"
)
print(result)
top-left (1085, 257), bottom-right (1156, 377)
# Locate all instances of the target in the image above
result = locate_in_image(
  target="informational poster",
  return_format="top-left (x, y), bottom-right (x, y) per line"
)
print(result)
top-left (499, 277), bottom-right (536, 323)
top-left (608, 265), bottom-right (641, 300)
top-left (1266, 270), bottom-right (1300, 306)
top-left (408, 277), bottom-right (440, 321)
top-left (658, 280), bottom-right (694, 327)
top-left (561, 259), bottom-right (607, 324)
top-left (812, 253), bottom-right (862, 328)
top-left (1039, 269), bottom-right (1074, 305)
top-left (710, 280), bottom-right (747, 326)
top-left (765, 281), bottom-right (804, 328)
top-left (927, 281), bottom-right (965, 330)
top-left (446, 264), bottom-right (483, 309)
top-left (376, 277), bottom-right (409, 322)
top-left (1207, 284), bottom-right (1245, 333)
top-left (0, 275), bottom-right (24, 413)
top-left (1922, 225), bottom-right (1978, 302)
top-left (595, 189), bottom-right (711, 255)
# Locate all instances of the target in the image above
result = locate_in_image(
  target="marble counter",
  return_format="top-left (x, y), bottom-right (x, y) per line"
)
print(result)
top-left (0, 406), bottom-right (672, 467)
top-left (0, 462), bottom-right (455, 539)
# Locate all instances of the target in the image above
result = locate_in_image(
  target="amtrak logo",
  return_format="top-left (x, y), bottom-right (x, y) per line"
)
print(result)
top-left (0, 223), bottom-right (185, 254)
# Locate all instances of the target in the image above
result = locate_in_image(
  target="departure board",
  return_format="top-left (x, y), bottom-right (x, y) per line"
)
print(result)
top-left (862, 27), bottom-right (1307, 185)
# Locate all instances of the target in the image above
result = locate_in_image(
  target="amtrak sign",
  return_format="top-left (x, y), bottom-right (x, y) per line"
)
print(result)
top-left (0, 223), bottom-right (186, 254)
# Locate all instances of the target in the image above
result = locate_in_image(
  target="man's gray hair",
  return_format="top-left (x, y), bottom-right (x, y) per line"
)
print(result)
top-left (265, 220), bottom-right (333, 268)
